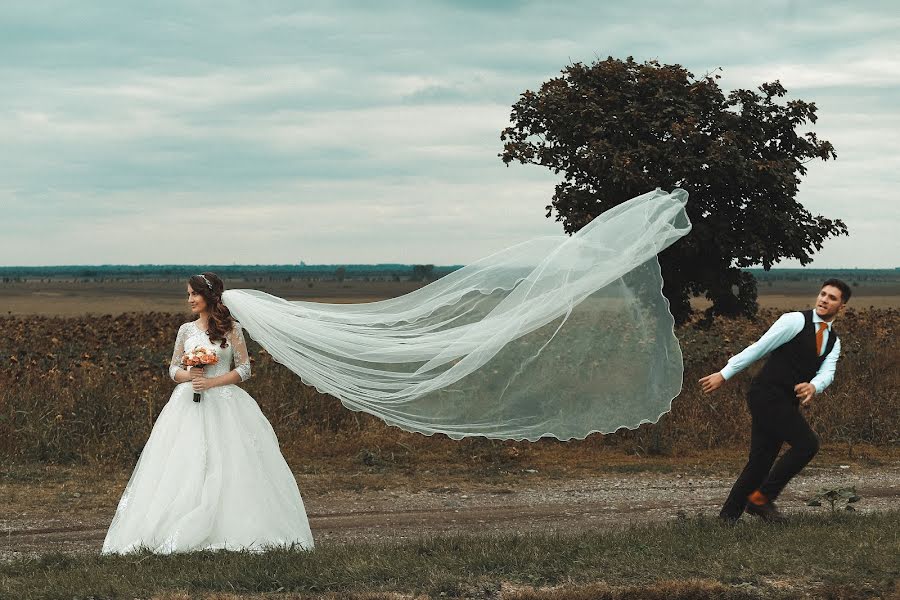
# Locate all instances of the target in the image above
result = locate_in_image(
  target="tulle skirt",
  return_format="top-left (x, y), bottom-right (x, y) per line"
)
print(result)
top-left (101, 382), bottom-right (314, 554)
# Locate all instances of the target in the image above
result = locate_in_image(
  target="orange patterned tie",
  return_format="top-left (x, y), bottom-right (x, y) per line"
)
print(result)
top-left (816, 322), bottom-right (828, 356)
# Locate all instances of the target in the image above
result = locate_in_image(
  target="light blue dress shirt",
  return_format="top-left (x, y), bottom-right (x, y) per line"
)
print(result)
top-left (720, 311), bottom-right (841, 393)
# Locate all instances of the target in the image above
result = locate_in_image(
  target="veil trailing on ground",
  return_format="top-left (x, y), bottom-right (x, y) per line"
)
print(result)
top-left (222, 188), bottom-right (692, 441)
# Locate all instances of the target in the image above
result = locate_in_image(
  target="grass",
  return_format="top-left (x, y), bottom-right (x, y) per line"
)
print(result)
top-left (3, 511), bottom-right (898, 599)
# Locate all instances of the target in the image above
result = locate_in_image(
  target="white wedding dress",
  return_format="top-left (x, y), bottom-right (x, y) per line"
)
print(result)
top-left (101, 320), bottom-right (314, 554)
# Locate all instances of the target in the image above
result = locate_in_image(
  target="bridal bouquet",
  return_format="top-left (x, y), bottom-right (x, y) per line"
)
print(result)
top-left (183, 347), bottom-right (218, 402)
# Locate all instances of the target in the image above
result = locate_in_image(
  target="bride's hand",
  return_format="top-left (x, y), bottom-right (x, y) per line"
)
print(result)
top-left (188, 366), bottom-right (205, 380)
top-left (191, 376), bottom-right (212, 392)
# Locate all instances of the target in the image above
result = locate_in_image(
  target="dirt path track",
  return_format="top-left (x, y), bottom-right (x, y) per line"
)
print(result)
top-left (3, 464), bottom-right (898, 560)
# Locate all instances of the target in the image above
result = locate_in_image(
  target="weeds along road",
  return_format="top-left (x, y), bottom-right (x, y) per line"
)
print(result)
top-left (3, 462), bottom-right (899, 561)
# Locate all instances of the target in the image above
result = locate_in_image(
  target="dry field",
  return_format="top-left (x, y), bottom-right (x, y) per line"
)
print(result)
top-left (1, 277), bottom-right (898, 316)
top-left (0, 279), bottom-right (424, 315)
top-left (1, 278), bottom-right (897, 467)
top-left (1, 279), bottom-right (897, 598)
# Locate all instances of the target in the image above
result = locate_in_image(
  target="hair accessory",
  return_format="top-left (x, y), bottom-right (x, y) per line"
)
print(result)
top-left (198, 274), bottom-right (213, 290)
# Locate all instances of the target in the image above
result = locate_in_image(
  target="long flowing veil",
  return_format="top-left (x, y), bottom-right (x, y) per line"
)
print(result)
top-left (222, 188), bottom-right (692, 441)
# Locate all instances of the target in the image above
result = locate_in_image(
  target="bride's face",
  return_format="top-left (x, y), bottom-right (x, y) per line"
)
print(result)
top-left (187, 284), bottom-right (208, 314)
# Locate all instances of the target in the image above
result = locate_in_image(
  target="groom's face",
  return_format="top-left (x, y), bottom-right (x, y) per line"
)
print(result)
top-left (815, 285), bottom-right (845, 321)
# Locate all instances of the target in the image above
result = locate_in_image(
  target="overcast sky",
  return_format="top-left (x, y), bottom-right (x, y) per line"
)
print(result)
top-left (2, 1), bottom-right (898, 268)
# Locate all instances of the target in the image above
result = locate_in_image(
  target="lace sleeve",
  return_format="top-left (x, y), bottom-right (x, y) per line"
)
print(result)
top-left (229, 322), bottom-right (252, 382)
top-left (169, 323), bottom-right (188, 381)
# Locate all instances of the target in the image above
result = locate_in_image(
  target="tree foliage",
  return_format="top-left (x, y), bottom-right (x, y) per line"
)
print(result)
top-left (500, 57), bottom-right (848, 323)
top-left (411, 264), bottom-right (436, 282)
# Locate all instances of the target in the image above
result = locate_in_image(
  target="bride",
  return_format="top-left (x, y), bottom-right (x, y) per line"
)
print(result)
top-left (101, 272), bottom-right (314, 554)
top-left (102, 187), bottom-right (691, 554)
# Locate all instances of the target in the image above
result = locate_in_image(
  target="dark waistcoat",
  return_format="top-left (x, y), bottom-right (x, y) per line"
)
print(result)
top-left (751, 310), bottom-right (838, 396)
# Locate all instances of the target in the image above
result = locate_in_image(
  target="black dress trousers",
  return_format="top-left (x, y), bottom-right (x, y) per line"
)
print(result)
top-left (720, 385), bottom-right (821, 520)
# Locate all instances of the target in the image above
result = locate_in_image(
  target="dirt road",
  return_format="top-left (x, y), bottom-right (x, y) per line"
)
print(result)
top-left (3, 462), bottom-right (898, 561)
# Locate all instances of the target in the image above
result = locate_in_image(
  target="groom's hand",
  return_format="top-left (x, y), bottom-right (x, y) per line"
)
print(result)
top-left (699, 372), bottom-right (725, 394)
top-left (795, 382), bottom-right (816, 407)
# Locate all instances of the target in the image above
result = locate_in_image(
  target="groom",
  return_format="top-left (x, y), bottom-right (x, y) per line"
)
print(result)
top-left (699, 278), bottom-right (850, 524)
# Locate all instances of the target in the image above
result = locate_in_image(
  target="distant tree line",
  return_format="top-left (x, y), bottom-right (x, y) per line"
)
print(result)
top-left (747, 269), bottom-right (899, 283)
top-left (2, 266), bottom-right (897, 287)
top-left (0, 264), bottom-right (461, 284)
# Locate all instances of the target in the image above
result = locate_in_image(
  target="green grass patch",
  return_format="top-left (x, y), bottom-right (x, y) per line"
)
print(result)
top-left (3, 512), bottom-right (898, 599)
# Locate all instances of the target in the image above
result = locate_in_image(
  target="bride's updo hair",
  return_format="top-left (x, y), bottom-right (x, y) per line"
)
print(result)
top-left (188, 272), bottom-right (235, 348)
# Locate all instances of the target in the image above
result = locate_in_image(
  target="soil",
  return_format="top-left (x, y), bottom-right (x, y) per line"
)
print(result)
top-left (2, 279), bottom-right (898, 316)
top-left (3, 459), bottom-right (898, 561)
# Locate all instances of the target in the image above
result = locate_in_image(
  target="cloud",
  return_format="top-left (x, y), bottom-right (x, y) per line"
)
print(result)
top-left (0, 173), bottom-right (562, 265)
top-left (2, 0), bottom-right (898, 267)
top-left (725, 57), bottom-right (900, 89)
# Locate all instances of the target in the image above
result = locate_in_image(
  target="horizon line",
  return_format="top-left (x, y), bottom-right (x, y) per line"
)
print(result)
top-left (0, 263), bottom-right (897, 271)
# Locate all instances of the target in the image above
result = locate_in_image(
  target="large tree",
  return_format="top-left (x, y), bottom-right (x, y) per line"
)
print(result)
top-left (500, 57), bottom-right (847, 323)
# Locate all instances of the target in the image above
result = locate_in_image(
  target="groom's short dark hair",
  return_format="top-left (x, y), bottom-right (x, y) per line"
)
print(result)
top-left (823, 278), bottom-right (851, 303)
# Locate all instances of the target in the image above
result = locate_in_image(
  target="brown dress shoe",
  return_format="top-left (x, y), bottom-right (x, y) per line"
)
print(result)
top-left (745, 500), bottom-right (786, 522)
